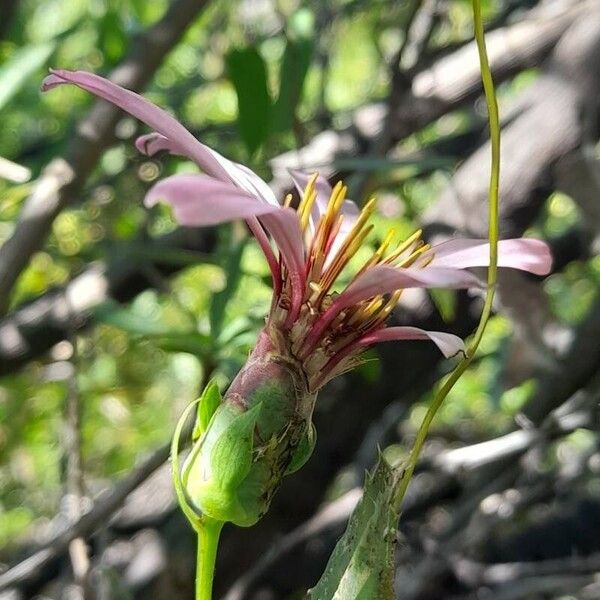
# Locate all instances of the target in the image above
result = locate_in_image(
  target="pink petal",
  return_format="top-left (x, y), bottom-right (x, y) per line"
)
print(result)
top-left (42, 69), bottom-right (278, 205)
top-left (336, 264), bottom-right (483, 310)
top-left (427, 238), bottom-right (553, 276)
top-left (144, 174), bottom-right (280, 226)
top-left (358, 326), bottom-right (465, 358)
top-left (259, 208), bottom-right (306, 313)
top-left (135, 132), bottom-right (173, 156)
top-left (303, 265), bottom-right (481, 355)
top-left (42, 69), bottom-right (230, 180)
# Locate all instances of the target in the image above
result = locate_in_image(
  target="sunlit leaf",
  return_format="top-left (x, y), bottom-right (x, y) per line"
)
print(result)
top-left (309, 456), bottom-right (399, 600)
top-left (272, 37), bottom-right (313, 134)
top-left (94, 300), bottom-right (174, 336)
top-left (194, 379), bottom-right (222, 440)
top-left (0, 43), bottom-right (56, 111)
top-left (226, 47), bottom-right (271, 156)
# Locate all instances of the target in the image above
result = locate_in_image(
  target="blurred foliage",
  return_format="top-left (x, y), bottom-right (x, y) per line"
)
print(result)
top-left (0, 0), bottom-right (598, 556)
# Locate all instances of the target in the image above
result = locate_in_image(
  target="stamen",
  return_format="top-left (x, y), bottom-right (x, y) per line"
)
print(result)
top-left (315, 197), bottom-right (377, 293)
top-left (355, 228), bottom-right (396, 277)
top-left (318, 224), bottom-right (374, 295)
top-left (297, 173), bottom-right (319, 230)
top-left (283, 193), bottom-right (293, 208)
top-left (397, 243), bottom-right (430, 268)
top-left (384, 229), bottom-right (423, 264)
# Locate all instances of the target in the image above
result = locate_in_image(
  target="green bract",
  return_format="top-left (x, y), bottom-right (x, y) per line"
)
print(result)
top-left (174, 331), bottom-right (317, 527)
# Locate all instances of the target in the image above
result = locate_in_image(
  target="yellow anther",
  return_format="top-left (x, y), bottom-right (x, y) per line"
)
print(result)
top-left (398, 243), bottom-right (430, 268)
top-left (418, 253), bottom-right (435, 268)
top-left (283, 193), bottom-right (293, 208)
top-left (297, 173), bottom-right (319, 231)
top-left (354, 197), bottom-right (377, 230)
top-left (363, 296), bottom-right (384, 318)
top-left (385, 229), bottom-right (423, 263)
top-left (355, 228), bottom-right (397, 278)
top-left (323, 182), bottom-right (346, 228)
top-left (319, 224), bottom-right (374, 293)
top-left (377, 229), bottom-right (396, 259)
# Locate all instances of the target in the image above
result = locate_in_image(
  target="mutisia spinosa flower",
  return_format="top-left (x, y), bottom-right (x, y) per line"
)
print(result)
top-left (42, 69), bottom-right (552, 526)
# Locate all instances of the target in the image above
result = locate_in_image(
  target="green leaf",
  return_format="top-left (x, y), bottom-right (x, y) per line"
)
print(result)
top-left (285, 422), bottom-right (316, 475)
top-left (99, 8), bottom-right (128, 64)
top-left (171, 398), bottom-right (204, 528)
top-left (226, 47), bottom-right (271, 156)
top-left (94, 302), bottom-right (211, 356)
top-left (0, 43), bottom-right (56, 111)
top-left (94, 301), bottom-right (174, 336)
top-left (328, 156), bottom-right (455, 173)
top-left (272, 37), bottom-right (313, 134)
top-left (193, 380), bottom-right (222, 441)
top-left (429, 289), bottom-right (457, 322)
top-left (210, 403), bottom-right (262, 491)
top-left (154, 333), bottom-right (212, 356)
top-left (309, 456), bottom-right (400, 600)
top-left (210, 231), bottom-right (247, 341)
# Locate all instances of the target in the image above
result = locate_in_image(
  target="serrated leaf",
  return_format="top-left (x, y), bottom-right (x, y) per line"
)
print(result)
top-left (309, 457), bottom-right (400, 600)
top-left (193, 380), bottom-right (222, 440)
top-left (226, 47), bottom-right (271, 156)
top-left (210, 403), bottom-right (262, 490)
top-left (272, 37), bottom-right (313, 134)
top-left (0, 43), bottom-right (56, 111)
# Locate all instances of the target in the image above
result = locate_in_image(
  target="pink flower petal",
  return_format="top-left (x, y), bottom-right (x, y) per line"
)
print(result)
top-left (135, 132), bottom-right (173, 156)
top-left (144, 174), bottom-right (280, 226)
top-left (337, 264), bottom-right (483, 310)
top-left (427, 238), bottom-right (553, 276)
top-left (358, 326), bottom-right (465, 358)
top-left (302, 265), bottom-right (482, 355)
top-left (259, 208), bottom-right (306, 319)
top-left (42, 69), bottom-right (278, 205)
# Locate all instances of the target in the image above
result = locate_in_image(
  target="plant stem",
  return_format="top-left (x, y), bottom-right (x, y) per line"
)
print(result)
top-left (393, 0), bottom-right (501, 512)
top-left (195, 519), bottom-right (224, 600)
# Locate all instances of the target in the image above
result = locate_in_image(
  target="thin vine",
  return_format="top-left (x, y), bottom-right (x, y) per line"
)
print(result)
top-left (393, 0), bottom-right (501, 511)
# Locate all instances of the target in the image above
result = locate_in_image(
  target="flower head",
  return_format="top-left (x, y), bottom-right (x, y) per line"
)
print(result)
top-left (43, 69), bottom-right (551, 389)
top-left (42, 69), bottom-right (552, 525)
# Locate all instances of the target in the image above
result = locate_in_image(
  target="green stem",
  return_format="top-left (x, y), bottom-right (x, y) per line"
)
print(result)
top-left (195, 519), bottom-right (224, 600)
top-left (393, 0), bottom-right (501, 511)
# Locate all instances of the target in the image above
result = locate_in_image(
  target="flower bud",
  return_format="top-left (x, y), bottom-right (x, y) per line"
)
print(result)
top-left (179, 329), bottom-right (316, 526)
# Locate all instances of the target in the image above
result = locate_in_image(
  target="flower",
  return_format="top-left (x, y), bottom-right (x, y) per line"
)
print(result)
top-left (42, 69), bottom-right (552, 525)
